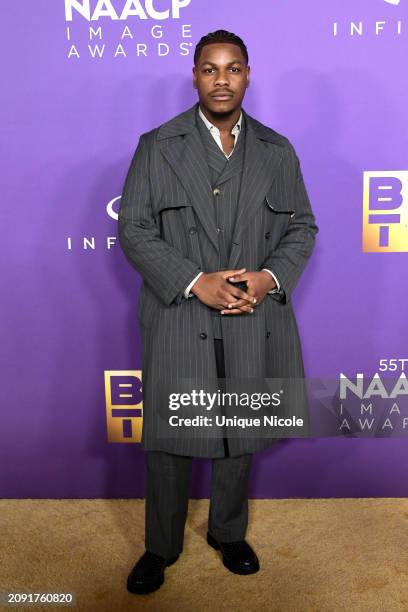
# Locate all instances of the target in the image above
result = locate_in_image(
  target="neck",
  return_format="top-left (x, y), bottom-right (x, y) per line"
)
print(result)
top-left (199, 104), bottom-right (241, 134)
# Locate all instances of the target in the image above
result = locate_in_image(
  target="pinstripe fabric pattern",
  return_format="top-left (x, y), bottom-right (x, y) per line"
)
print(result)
top-left (144, 450), bottom-right (192, 557)
top-left (208, 450), bottom-right (252, 541)
top-left (196, 106), bottom-right (246, 339)
top-left (144, 339), bottom-right (253, 558)
top-left (145, 449), bottom-right (253, 558)
top-left (118, 102), bottom-right (318, 458)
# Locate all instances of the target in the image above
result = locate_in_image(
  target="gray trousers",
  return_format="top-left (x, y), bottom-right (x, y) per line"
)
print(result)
top-left (145, 339), bottom-right (253, 559)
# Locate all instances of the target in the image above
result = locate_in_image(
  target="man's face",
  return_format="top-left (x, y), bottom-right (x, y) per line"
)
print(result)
top-left (193, 42), bottom-right (250, 115)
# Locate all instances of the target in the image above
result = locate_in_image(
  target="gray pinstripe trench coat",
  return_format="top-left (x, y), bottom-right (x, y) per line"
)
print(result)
top-left (118, 102), bottom-right (318, 457)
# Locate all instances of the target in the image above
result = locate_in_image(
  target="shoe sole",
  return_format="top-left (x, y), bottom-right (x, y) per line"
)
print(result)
top-left (207, 533), bottom-right (260, 575)
top-left (127, 554), bottom-right (179, 595)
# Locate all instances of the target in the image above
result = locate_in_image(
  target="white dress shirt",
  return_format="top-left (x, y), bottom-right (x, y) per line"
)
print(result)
top-left (183, 105), bottom-right (281, 299)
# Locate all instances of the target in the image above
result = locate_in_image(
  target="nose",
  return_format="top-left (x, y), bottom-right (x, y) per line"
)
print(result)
top-left (214, 70), bottom-right (230, 87)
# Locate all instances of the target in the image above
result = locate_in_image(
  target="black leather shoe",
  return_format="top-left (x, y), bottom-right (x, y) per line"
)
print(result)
top-left (207, 532), bottom-right (259, 575)
top-left (126, 550), bottom-right (179, 594)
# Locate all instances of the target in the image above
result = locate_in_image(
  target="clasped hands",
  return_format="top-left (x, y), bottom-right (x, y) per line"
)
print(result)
top-left (191, 268), bottom-right (276, 315)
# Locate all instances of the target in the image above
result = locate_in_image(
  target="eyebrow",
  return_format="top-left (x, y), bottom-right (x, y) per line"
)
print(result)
top-left (200, 60), bottom-right (244, 67)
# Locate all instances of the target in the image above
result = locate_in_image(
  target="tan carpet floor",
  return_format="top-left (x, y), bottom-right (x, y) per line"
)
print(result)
top-left (2, 499), bottom-right (408, 611)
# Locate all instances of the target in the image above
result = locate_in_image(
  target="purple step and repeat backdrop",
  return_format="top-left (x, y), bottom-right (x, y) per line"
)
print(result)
top-left (1, 0), bottom-right (407, 498)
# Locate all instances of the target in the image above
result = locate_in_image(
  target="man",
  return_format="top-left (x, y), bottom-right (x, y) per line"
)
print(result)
top-left (118, 29), bottom-right (318, 594)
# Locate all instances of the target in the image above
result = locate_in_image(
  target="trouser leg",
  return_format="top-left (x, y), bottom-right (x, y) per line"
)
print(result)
top-left (210, 338), bottom-right (253, 541)
top-left (145, 450), bottom-right (193, 559)
top-left (208, 452), bottom-right (253, 542)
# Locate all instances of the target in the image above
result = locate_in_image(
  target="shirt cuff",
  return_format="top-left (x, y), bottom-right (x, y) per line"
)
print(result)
top-left (261, 268), bottom-right (281, 294)
top-left (184, 272), bottom-right (204, 299)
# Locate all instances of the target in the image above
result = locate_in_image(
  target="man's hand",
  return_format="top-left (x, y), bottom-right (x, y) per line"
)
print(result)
top-left (191, 268), bottom-right (257, 314)
top-left (221, 270), bottom-right (276, 315)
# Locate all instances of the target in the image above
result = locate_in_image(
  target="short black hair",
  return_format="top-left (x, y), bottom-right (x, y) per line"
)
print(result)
top-left (194, 30), bottom-right (249, 66)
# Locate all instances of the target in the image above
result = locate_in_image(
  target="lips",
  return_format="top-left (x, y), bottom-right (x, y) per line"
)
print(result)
top-left (210, 92), bottom-right (233, 100)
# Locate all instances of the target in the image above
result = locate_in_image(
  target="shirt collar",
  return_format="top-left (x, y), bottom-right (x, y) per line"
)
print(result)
top-left (198, 105), bottom-right (242, 135)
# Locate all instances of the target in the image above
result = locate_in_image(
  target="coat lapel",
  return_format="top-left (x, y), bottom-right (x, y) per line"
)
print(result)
top-left (158, 104), bottom-right (219, 252)
top-left (157, 102), bottom-right (284, 262)
top-left (228, 111), bottom-right (284, 268)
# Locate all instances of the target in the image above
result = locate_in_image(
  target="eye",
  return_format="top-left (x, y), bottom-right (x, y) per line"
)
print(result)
top-left (230, 67), bottom-right (241, 72)
top-left (203, 68), bottom-right (215, 73)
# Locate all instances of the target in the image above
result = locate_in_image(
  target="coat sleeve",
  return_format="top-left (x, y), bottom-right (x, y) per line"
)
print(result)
top-left (118, 133), bottom-right (202, 306)
top-left (261, 141), bottom-right (318, 305)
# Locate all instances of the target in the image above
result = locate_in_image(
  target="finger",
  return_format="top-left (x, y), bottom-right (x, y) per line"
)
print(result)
top-left (221, 306), bottom-right (255, 315)
top-left (224, 285), bottom-right (257, 300)
top-left (221, 267), bottom-right (246, 279)
top-left (224, 289), bottom-right (257, 305)
top-left (227, 298), bottom-right (256, 308)
top-left (234, 302), bottom-right (255, 312)
top-left (228, 273), bottom-right (249, 282)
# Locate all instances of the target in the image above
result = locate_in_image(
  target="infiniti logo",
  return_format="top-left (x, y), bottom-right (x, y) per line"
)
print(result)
top-left (66, 196), bottom-right (120, 252)
top-left (107, 195), bottom-right (121, 221)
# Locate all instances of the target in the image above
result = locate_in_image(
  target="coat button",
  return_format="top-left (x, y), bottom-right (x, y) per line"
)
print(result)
top-left (199, 332), bottom-right (207, 339)
top-left (265, 231), bottom-right (271, 239)
top-left (189, 226), bottom-right (197, 234)
top-left (213, 187), bottom-right (221, 196)
top-left (266, 331), bottom-right (271, 338)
